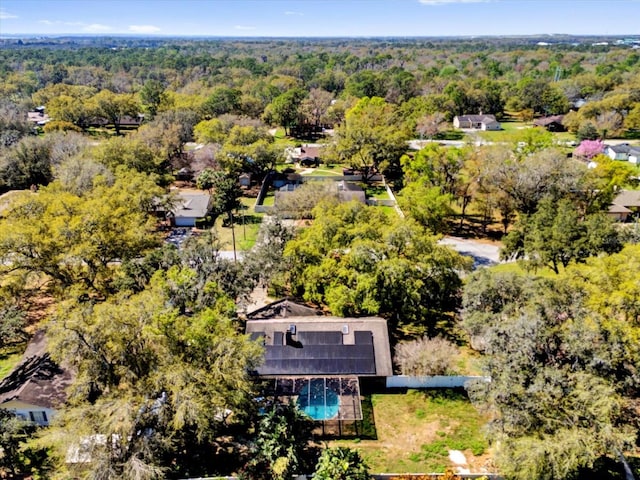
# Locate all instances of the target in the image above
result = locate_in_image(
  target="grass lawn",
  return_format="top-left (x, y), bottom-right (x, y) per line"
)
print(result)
top-left (305, 168), bottom-right (343, 177)
top-left (0, 348), bottom-right (24, 380)
top-left (331, 390), bottom-right (490, 474)
top-left (487, 260), bottom-right (562, 279)
top-left (261, 191), bottom-right (275, 206)
top-left (212, 197), bottom-right (264, 251)
top-left (365, 185), bottom-right (390, 200)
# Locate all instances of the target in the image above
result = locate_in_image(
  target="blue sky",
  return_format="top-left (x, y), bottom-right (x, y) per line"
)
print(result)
top-left (0, 0), bottom-right (638, 37)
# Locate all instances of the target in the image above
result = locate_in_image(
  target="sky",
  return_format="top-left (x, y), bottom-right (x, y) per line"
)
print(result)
top-left (0, 0), bottom-right (639, 38)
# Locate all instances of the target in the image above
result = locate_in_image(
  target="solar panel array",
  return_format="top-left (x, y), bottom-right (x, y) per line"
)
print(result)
top-left (255, 330), bottom-right (377, 376)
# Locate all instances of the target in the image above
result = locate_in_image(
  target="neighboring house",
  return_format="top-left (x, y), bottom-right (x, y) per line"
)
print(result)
top-left (27, 106), bottom-right (50, 126)
top-left (245, 300), bottom-right (393, 421)
top-left (608, 190), bottom-right (640, 222)
top-left (628, 146), bottom-right (640, 165)
top-left (533, 115), bottom-right (566, 132)
top-left (453, 114), bottom-right (501, 131)
top-left (285, 144), bottom-right (323, 166)
top-left (0, 331), bottom-right (72, 426)
top-left (605, 143), bottom-right (633, 161)
top-left (87, 114), bottom-right (144, 128)
top-left (169, 192), bottom-right (211, 227)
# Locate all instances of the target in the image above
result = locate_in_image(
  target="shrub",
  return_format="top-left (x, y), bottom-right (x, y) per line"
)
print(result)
top-left (394, 336), bottom-right (459, 376)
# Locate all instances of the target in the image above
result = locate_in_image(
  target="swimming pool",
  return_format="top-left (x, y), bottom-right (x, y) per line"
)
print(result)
top-left (297, 378), bottom-right (340, 420)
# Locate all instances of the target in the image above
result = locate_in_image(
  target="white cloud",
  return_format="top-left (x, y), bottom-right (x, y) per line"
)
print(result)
top-left (0, 9), bottom-right (18, 19)
top-left (83, 23), bottom-right (112, 33)
top-left (419, 0), bottom-right (491, 4)
top-left (234, 25), bottom-right (256, 31)
top-left (39, 19), bottom-right (54, 25)
top-left (129, 25), bottom-right (161, 34)
top-left (285, 11), bottom-right (304, 16)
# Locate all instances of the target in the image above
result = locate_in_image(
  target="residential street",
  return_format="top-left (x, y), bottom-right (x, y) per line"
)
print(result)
top-left (439, 236), bottom-right (502, 268)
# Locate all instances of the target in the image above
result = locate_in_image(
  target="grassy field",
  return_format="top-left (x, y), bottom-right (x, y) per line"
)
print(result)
top-left (487, 259), bottom-right (562, 278)
top-left (331, 390), bottom-right (491, 474)
top-left (305, 168), bottom-right (343, 177)
top-left (212, 197), bottom-right (264, 251)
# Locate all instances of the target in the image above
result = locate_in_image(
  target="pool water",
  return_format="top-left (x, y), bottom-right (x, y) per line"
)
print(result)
top-left (297, 378), bottom-right (340, 420)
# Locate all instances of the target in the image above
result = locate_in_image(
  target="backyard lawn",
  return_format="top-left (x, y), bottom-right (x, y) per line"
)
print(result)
top-left (0, 349), bottom-right (23, 380)
top-left (331, 389), bottom-right (492, 474)
top-left (212, 196), bottom-right (264, 251)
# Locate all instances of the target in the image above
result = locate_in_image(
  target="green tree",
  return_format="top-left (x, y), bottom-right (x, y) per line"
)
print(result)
top-left (45, 277), bottom-right (262, 478)
top-left (263, 87), bottom-right (306, 135)
top-left (90, 89), bottom-right (140, 135)
top-left (397, 183), bottom-right (453, 234)
top-left (94, 136), bottom-right (164, 175)
top-left (0, 170), bottom-right (162, 294)
top-left (46, 95), bottom-right (93, 130)
top-left (139, 79), bottom-right (167, 119)
top-left (329, 97), bottom-right (409, 182)
top-left (0, 409), bottom-right (51, 478)
top-left (241, 403), bottom-right (316, 480)
top-left (0, 136), bottom-right (53, 190)
top-left (501, 198), bottom-right (622, 273)
top-left (0, 302), bottom-right (27, 349)
top-left (313, 447), bottom-right (371, 480)
top-left (196, 167), bottom-right (218, 192)
top-left (283, 201), bottom-right (470, 337)
top-left (624, 103), bottom-right (640, 131)
top-left (465, 269), bottom-right (639, 480)
top-left (201, 86), bottom-right (242, 117)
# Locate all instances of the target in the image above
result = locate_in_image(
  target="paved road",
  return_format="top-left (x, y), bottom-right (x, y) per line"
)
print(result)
top-left (439, 236), bottom-right (502, 268)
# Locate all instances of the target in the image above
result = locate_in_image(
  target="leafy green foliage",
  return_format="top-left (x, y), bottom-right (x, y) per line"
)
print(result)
top-left (463, 258), bottom-right (640, 479)
top-left (45, 274), bottom-right (262, 478)
top-left (0, 169), bottom-right (162, 294)
top-left (0, 136), bottom-right (53, 190)
top-left (313, 447), bottom-right (371, 480)
top-left (329, 97), bottom-right (409, 181)
top-left (501, 198), bottom-right (622, 273)
top-left (283, 201), bottom-right (470, 337)
top-left (0, 302), bottom-right (27, 349)
top-left (0, 409), bottom-right (52, 478)
top-left (241, 403), bottom-right (317, 480)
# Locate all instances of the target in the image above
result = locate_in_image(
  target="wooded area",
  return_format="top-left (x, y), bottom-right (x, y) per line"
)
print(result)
top-left (0, 35), bottom-right (639, 479)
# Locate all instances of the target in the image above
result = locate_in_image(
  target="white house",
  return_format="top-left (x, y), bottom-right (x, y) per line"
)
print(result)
top-left (604, 143), bottom-right (632, 161)
top-left (453, 114), bottom-right (501, 131)
top-left (170, 192), bottom-right (211, 227)
top-left (628, 147), bottom-right (640, 165)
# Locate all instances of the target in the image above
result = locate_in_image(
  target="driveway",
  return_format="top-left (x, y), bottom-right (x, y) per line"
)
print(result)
top-left (439, 236), bottom-right (502, 268)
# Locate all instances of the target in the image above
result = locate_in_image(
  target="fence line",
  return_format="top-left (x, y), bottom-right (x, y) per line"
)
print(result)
top-left (386, 375), bottom-right (490, 389)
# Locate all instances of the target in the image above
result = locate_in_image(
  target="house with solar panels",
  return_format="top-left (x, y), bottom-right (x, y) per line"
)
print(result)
top-left (246, 299), bottom-right (392, 424)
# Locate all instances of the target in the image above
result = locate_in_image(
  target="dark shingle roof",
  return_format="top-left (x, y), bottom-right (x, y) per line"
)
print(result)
top-left (0, 331), bottom-right (72, 409)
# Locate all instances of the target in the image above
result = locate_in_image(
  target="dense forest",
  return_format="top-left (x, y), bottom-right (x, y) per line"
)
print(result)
top-left (0, 36), bottom-right (639, 479)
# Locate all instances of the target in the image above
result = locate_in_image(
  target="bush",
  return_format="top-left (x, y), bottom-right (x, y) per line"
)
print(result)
top-left (313, 447), bottom-right (371, 480)
top-left (394, 336), bottom-right (459, 376)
